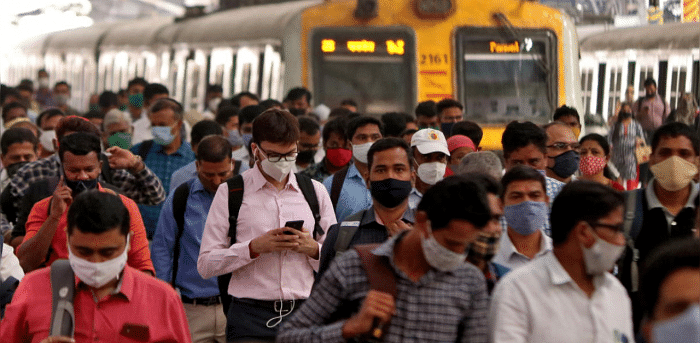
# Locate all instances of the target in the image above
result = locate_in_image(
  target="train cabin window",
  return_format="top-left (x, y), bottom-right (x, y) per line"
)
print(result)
top-left (311, 28), bottom-right (415, 116)
top-left (606, 67), bottom-right (622, 119)
top-left (669, 66), bottom-right (687, 108)
top-left (581, 69), bottom-right (594, 115)
top-left (638, 66), bottom-right (654, 93)
top-left (234, 47), bottom-right (260, 96)
top-left (455, 28), bottom-right (556, 125)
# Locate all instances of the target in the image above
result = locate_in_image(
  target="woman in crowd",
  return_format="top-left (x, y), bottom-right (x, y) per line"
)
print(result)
top-left (608, 103), bottom-right (645, 190)
top-left (578, 133), bottom-right (624, 190)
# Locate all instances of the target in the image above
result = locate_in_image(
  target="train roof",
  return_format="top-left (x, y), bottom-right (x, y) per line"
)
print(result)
top-left (45, 22), bottom-right (119, 52)
top-left (175, 0), bottom-right (321, 46)
top-left (101, 17), bottom-right (174, 49)
top-left (580, 22), bottom-right (700, 52)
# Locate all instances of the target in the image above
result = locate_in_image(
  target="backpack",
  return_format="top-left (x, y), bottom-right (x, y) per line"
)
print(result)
top-left (332, 210), bottom-right (365, 258)
top-left (137, 140), bottom-right (154, 161)
top-left (49, 259), bottom-right (75, 338)
top-left (170, 179), bottom-right (194, 289)
top-left (354, 243), bottom-right (396, 341)
top-left (218, 173), bottom-right (323, 314)
top-left (0, 237), bottom-right (20, 318)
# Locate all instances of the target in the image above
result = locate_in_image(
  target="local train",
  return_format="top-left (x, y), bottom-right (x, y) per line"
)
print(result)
top-left (579, 22), bottom-right (700, 123)
top-left (3, 0), bottom-right (582, 150)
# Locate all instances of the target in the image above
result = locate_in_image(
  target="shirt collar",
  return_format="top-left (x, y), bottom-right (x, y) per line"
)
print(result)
top-left (646, 179), bottom-right (699, 210)
top-left (249, 163), bottom-right (300, 193)
top-left (190, 177), bottom-right (208, 194)
top-left (500, 230), bottom-right (552, 260)
top-left (369, 206), bottom-right (415, 227)
top-left (347, 163), bottom-right (364, 180)
top-left (75, 265), bottom-right (134, 301)
top-left (544, 252), bottom-right (572, 285)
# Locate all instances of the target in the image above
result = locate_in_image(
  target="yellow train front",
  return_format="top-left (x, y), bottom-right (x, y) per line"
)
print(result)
top-left (300, 0), bottom-right (581, 150)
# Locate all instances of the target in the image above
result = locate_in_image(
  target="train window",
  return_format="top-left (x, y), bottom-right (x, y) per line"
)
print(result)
top-left (581, 69), bottom-right (594, 115)
top-left (607, 68), bottom-right (622, 118)
top-left (234, 48), bottom-right (260, 95)
top-left (638, 66), bottom-right (654, 92)
top-left (312, 28), bottom-right (415, 115)
top-left (669, 66), bottom-right (687, 108)
top-left (455, 28), bottom-right (556, 124)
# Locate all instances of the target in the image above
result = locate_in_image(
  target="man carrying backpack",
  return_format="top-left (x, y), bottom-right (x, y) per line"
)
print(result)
top-left (152, 136), bottom-right (234, 343)
top-left (198, 109), bottom-right (336, 343)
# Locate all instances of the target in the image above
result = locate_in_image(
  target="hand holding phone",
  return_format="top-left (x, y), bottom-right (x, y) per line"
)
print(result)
top-left (284, 220), bottom-right (304, 235)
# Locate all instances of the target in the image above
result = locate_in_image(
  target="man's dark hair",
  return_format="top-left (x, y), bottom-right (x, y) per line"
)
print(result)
top-left (143, 83), bottom-right (169, 103)
top-left (436, 98), bottom-right (463, 115)
top-left (285, 87), bottom-right (312, 103)
top-left (191, 120), bottom-right (223, 147)
top-left (463, 172), bottom-right (501, 196)
top-left (550, 181), bottom-right (625, 245)
top-left (644, 78), bottom-right (657, 87)
top-left (58, 131), bottom-right (102, 162)
top-left (149, 98), bottom-right (183, 120)
top-left (127, 77), bottom-right (148, 92)
top-left (259, 99), bottom-right (282, 110)
top-left (1, 127), bottom-right (38, 155)
top-left (252, 108), bottom-right (300, 145)
top-left (418, 175), bottom-right (491, 230)
top-left (215, 105), bottom-right (239, 127)
top-left (415, 100), bottom-right (437, 118)
top-left (451, 121), bottom-right (483, 147)
top-left (579, 133), bottom-right (610, 156)
top-left (99, 91), bottom-right (119, 109)
top-left (367, 137), bottom-right (413, 171)
top-left (0, 86), bottom-right (20, 104)
top-left (55, 116), bottom-right (100, 140)
top-left (16, 80), bottom-right (33, 93)
top-left (347, 116), bottom-right (383, 141)
top-left (67, 190), bottom-right (130, 236)
top-left (239, 104), bottom-right (265, 125)
top-left (640, 238), bottom-right (700, 318)
top-left (231, 92), bottom-right (260, 107)
top-left (381, 112), bottom-right (408, 138)
top-left (2, 102), bottom-right (27, 122)
top-left (501, 165), bottom-right (546, 198)
top-left (84, 110), bottom-right (104, 121)
top-left (37, 109), bottom-right (66, 129)
top-left (501, 121), bottom-right (547, 159)
top-left (207, 84), bottom-right (223, 94)
top-left (197, 135), bottom-right (232, 163)
top-left (298, 116), bottom-right (320, 136)
top-left (54, 81), bottom-right (70, 91)
top-left (340, 98), bottom-right (358, 107)
top-left (328, 107), bottom-right (353, 120)
top-left (322, 117), bottom-right (347, 144)
top-left (553, 105), bottom-right (581, 125)
top-left (651, 122), bottom-right (700, 155)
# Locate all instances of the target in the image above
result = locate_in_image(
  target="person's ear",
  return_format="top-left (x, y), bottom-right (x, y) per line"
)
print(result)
top-left (575, 221), bottom-right (596, 249)
top-left (414, 211), bottom-right (429, 237)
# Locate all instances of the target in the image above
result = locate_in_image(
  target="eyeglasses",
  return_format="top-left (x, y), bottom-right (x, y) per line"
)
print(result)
top-left (259, 146), bottom-right (298, 162)
top-left (588, 222), bottom-right (624, 233)
top-left (547, 142), bottom-right (580, 150)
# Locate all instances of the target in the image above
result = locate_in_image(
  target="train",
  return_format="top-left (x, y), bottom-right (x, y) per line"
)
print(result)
top-left (579, 22), bottom-right (700, 123)
top-left (2, 0), bottom-right (582, 150)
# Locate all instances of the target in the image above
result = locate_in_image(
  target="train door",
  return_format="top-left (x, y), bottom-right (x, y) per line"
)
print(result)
top-left (143, 52), bottom-right (159, 84)
top-left (666, 54), bottom-right (693, 109)
top-left (209, 48), bottom-right (234, 97)
top-left (184, 49), bottom-right (208, 112)
top-left (579, 58), bottom-right (599, 116)
top-left (159, 50), bottom-right (171, 91)
top-left (260, 44), bottom-right (283, 101)
top-left (233, 47), bottom-right (261, 96)
top-left (98, 52), bottom-right (114, 93)
top-left (171, 49), bottom-right (189, 104)
top-left (113, 51), bottom-right (130, 92)
top-left (600, 58), bottom-right (628, 122)
top-left (633, 57), bottom-right (658, 100)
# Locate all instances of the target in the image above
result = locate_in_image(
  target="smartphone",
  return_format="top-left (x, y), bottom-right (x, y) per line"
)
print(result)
top-left (284, 220), bottom-right (304, 234)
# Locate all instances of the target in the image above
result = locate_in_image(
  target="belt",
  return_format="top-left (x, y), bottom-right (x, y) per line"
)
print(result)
top-left (233, 297), bottom-right (305, 312)
top-left (181, 295), bottom-right (222, 306)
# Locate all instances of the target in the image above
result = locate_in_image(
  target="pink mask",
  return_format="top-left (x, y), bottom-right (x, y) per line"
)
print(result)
top-left (579, 155), bottom-right (606, 176)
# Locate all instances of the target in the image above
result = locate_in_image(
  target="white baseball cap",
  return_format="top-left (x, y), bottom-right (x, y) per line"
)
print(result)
top-left (410, 129), bottom-right (450, 156)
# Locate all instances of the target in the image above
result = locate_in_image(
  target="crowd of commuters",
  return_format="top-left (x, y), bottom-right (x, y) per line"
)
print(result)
top-left (0, 73), bottom-right (698, 343)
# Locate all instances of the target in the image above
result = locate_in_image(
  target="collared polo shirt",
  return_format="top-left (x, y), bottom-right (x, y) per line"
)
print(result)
top-left (645, 179), bottom-right (699, 232)
top-left (0, 266), bottom-right (191, 342)
top-left (408, 187), bottom-right (422, 214)
top-left (323, 163), bottom-right (372, 222)
top-left (489, 253), bottom-right (634, 343)
top-left (492, 230), bottom-right (552, 271)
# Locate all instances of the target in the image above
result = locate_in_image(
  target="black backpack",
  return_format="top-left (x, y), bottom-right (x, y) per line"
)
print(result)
top-left (218, 173), bottom-right (323, 314)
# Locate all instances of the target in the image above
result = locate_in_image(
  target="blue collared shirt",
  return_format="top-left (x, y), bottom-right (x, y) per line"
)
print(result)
top-left (132, 140), bottom-right (195, 237)
top-left (169, 159), bottom-right (251, 193)
top-left (151, 177), bottom-right (219, 298)
top-left (322, 163), bottom-right (372, 222)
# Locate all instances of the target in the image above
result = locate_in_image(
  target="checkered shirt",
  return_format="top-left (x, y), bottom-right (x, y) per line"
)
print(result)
top-left (278, 232), bottom-right (489, 343)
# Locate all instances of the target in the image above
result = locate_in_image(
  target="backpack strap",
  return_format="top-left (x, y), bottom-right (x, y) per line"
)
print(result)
top-left (137, 140), bottom-right (154, 161)
top-left (170, 180), bottom-right (192, 288)
top-left (354, 243), bottom-right (396, 341)
top-left (219, 174), bottom-right (245, 315)
top-left (330, 165), bottom-right (350, 210)
top-left (624, 189), bottom-right (644, 293)
top-left (334, 210), bottom-right (365, 257)
top-left (50, 260), bottom-right (75, 338)
top-left (99, 153), bottom-right (114, 185)
top-left (295, 173), bottom-right (323, 239)
top-left (233, 160), bottom-right (242, 175)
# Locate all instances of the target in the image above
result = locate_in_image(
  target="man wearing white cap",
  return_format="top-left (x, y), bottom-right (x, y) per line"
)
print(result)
top-left (409, 128), bottom-right (450, 213)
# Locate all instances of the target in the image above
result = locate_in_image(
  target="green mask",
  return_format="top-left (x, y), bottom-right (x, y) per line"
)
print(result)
top-left (89, 104), bottom-right (100, 112)
top-left (108, 132), bottom-right (132, 149)
top-left (128, 93), bottom-right (144, 108)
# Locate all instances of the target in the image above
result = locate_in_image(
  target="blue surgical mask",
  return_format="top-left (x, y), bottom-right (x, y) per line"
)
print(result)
top-left (504, 201), bottom-right (548, 236)
top-left (152, 125), bottom-right (176, 146)
top-left (548, 150), bottom-right (580, 179)
top-left (652, 304), bottom-right (700, 343)
top-left (241, 133), bottom-right (253, 148)
top-left (227, 130), bottom-right (244, 147)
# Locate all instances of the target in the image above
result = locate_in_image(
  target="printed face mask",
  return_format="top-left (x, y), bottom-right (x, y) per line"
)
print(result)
top-left (579, 155), bottom-right (606, 176)
top-left (128, 93), bottom-right (144, 108)
top-left (650, 156), bottom-right (698, 192)
top-left (503, 201), bottom-right (548, 236)
top-left (466, 230), bottom-right (502, 264)
top-left (108, 132), bottom-right (132, 149)
top-left (548, 150), bottom-right (580, 179)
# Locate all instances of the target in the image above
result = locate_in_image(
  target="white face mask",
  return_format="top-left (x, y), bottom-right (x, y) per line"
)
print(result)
top-left (581, 228), bottom-right (624, 275)
top-left (40, 129), bottom-right (56, 153)
top-left (260, 158), bottom-right (295, 182)
top-left (352, 142), bottom-right (374, 164)
top-left (421, 225), bottom-right (467, 272)
top-left (650, 156), bottom-right (698, 192)
top-left (417, 162), bottom-right (447, 185)
top-left (68, 234), bottom-right (130, 288)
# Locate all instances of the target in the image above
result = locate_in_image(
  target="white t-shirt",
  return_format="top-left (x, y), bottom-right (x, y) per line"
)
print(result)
top-left (1, 243), bottom-right (24, 283)
top-left (489, 252), bottom-right (634, 343)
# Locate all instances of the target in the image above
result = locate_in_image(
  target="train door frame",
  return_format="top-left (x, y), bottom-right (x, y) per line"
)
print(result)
top-left (183, 49), bottom-right (208, 112)
top-left (171, 48), bottom-right (190, 104)
top-left (579, 58), bottom-right (599, 116)
top-left (600, 56), bottom-right (628, 122)
top-left (209, 47), bottom-right (235, 97)
top-left (665, 54), bottom-right (694, 109)
top-left (261, 44), bottom-right (283, 101)
top-left (633, 56), bottom-right (659, 101)
top-left (233, 46), bottom-right (261, 96)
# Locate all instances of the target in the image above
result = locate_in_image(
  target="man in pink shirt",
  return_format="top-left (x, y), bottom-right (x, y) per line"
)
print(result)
top-left (633, 78), bottom-right (670, 138)
top-left (198, 108), bottom-right (336, 343)
top-left (0, 190), bottom-right (191, 343)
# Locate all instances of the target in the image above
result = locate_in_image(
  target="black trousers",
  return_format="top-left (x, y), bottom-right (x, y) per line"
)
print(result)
top-left (226, 298), bottom-right (304, 343)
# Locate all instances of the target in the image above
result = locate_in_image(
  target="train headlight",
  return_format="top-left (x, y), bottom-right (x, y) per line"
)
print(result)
top-left (415, 0), bottom-right (453, 18)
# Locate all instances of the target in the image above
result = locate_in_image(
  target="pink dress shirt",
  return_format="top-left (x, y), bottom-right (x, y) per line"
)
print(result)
top-left (198, 164), bottom-right (336, 300)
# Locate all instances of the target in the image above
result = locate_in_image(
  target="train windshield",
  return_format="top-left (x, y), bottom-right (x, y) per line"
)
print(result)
top-left (312, 29), bottom-right (415, 116)
top-left (456, 28), bottom-right (557, 124)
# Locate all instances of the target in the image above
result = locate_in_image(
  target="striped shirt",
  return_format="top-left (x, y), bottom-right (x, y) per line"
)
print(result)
top-left (278, 231), bottom-right (489, 343)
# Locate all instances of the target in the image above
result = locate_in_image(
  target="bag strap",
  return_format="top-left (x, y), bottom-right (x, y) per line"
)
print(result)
top-left (333, 210), bottom-right (365, 257)
top-left (624, 189), bottom-right (643, 292)
top-left (99, 153), bottom-right (114, 185)
top-left (354, 243), bottom-right (397, 341)
top-left (170, 180), bottom-right (192, 288)
top-left (137, 140), bottom-right (154, 161)
top-left (226, 175), bottom-right (245, 243)
top-left (233, 160), bottom-right (242, 175)
top-left (330, 165), bottom-right (350, 210)
top-left (295, 173), bottom-right (323, 239)
top-left (50, 260), bottom-right (75, 338)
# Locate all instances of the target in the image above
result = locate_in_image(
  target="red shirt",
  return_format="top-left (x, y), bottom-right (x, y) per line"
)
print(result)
top-left (21, 185), bottom-right (154, 273)
top-left (0, 266), bottom-right (191, 343)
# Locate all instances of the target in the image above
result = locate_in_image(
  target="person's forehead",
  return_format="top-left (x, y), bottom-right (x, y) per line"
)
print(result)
top-left (355, 124), bottom-right (380, 134)
top-left (199, 159), bottom-right (232, 173)
top-left (656, 135), bottom-right (695, 151)
top-left (581, 139), bottom-right (602, 150)
top-left (259, 140), bottom-right (296, 153)
top-left (372, 147), bottom-right (409, 166)
top-left (63, 151), bottom-right (100, 165)
top-left (7, 141), bottom-right (36, 153)
top-left (106, 121), bottom-right (130, 132)
top-left (508, 144), bottom-right (544, 159)
top-left (151, 108), bottom-right (177, 120)
top-left (299, 130), bottom-right (320, 140)
top-left (658, 268), bottom-right (700, 307)
top-left (69, 228), bottom-right (126, 248)
top-left (546, 125), bottom-right (576, 142)
top-left (506, 179), bottom-right (544, 194)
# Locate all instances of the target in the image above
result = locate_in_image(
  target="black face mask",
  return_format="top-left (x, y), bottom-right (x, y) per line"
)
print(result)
top-left (296, 149), bottom-right (317, 165)
top-left (5, 161), bottom-right (29, 179)
top-left (619, 111), bottom-right (633, 120)
top-left (64, 178), bottom-right (99, 196)
top-left (370, 178), bottom-right (412, 208)
top-left (440, 122), bottom-right (455, 138)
